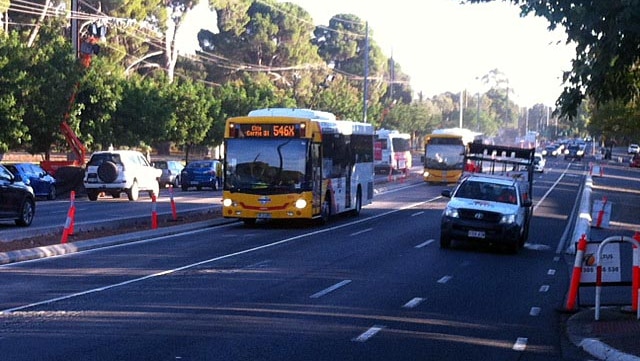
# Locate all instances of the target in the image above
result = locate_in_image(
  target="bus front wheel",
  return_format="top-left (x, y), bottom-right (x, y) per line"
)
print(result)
top-left (320, 195), bottom-right (331, 224)
top-left (351, 188), bottom-right (362, 217)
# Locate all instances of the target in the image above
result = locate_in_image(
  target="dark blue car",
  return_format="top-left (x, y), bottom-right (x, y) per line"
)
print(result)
top-left (181, 160), bottom-right (222, 191)
top-left (5, 163), bottom-right (57, 200)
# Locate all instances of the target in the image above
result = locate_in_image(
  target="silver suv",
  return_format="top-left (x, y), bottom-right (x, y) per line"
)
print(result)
top-left (83, 150), bottom-right (161, 201)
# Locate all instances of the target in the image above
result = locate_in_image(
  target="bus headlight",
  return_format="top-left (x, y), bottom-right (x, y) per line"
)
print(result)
top-left (223, 198), bottom-right (233, 207)
top-left (295, 198), bottom-right (307, 209)
top-left (423, 171), bottom-right (430, 177)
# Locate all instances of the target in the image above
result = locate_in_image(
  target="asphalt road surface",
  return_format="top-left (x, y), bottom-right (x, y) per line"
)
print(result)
top-left (0, 157), bottom-right (596, 360)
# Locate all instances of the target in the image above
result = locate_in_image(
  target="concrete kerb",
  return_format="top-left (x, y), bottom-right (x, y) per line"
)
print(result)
top-left (0, 216), bottom-right (236, 265)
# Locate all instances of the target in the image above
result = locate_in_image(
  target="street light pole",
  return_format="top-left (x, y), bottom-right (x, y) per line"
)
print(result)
top-left (362, 21), bottom-right (369, 123)
top-left (459, 89), bottom-right (464, 128)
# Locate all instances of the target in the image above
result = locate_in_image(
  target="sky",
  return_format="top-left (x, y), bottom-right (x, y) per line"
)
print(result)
top-left (177, 0), bottom-right (576, 107)
top-left (285, 0), bottom-right (575, 107)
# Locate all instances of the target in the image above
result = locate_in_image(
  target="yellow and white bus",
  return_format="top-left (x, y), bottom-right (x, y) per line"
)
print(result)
top-left (423, 128), bottom-right (481, 184)
top-left (222, 108), bottom-right (375, 225)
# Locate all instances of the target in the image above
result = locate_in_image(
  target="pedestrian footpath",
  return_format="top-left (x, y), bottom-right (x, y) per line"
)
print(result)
top-left (565, 155), bottom-right (640, 361)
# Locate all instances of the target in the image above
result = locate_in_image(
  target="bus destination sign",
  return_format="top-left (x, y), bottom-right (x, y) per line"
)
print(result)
top-left (238, 124), bottom-right (300, 138)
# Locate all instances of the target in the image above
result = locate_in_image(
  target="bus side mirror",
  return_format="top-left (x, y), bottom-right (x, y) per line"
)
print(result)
top-left (441, 189), bottom-right (451, 198)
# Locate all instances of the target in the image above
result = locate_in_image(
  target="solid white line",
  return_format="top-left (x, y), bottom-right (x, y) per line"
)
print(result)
top-left (415, 239), bottom-right (434, 248)
top-left (512, 337), bottom-right (528, 351)
top-left (310, 280), bottom-right (352, 299)
top-left (352, 325), bottom-right (384, 342)
top-left (402, 297), bottom-right (425, 308)
top-left (437, 275), bottom-right (452, 284)
top-left (350, 228), bottom-right (373, 237)
top-left (2, 196), bottom-right (443, 313)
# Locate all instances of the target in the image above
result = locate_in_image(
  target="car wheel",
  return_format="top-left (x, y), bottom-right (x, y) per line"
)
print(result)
top-left (127, 181), bottom-right (139, 201)
top-left (87, 190), bottom-right (99, 201)
top-left (97, 161), bottom-right (118, 183)
top-left (507, 241), bottom-right (519, 254)
top-left (111, 192), bottom-right (121, 199)
top-left (173, 176), bottom-right (180, 188)
top-left (149, 180), bottom-right (159, 199)
top-left (47, 185), bottom-right (56, 200)
top-left (212, 181), bottom-right (219, 191)
top-left (439, 233), bottom-right (451, 249)
top-left (181, 184), bottom-right (189, 191)
top-left (15, 198), bottom-right (35, 227)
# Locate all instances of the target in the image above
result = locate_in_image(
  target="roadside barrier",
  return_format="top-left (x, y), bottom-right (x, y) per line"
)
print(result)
top-left (594, 235), bottom-right (640, 320)
top-left (151, 194), bottom-right (158, 229)
top-left (60, 191), bottom-right (76, 244)
top-left (589, 162), bottom-right (604, 177)
top-left (592, 196), bottom-right (610, 229)
top-left (565, 234), bottom-right (588, 311)
top-left (169, 186), bottom-right (178, 221)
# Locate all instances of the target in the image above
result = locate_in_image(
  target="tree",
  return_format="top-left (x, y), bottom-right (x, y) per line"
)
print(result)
top-left (110, 76), bottom-right (172, 149)
top-left (0, 31), bottom-right (29, 152)
top-left (166, 78), bottom-right (218, 162)
top-left (464, 1), bottom-right (640, 120)
top-left (15, 23), bottom-right (81, 159)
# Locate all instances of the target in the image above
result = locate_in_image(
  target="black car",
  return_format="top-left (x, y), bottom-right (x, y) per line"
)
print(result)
top-left (0, 164), bottom-right (36, 226)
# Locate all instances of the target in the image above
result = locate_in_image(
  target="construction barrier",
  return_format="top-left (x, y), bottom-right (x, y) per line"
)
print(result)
top-left (594, 235), bottom-right (640, 321)
top-left (591, 197), bottom-right (611, 229)
top-left (565, 234), bottom-right (588, 311)
top-left (589, 162), bottom-right (604, 177)
top-left (151, 194), bottom-right (158, 229)
top-left (60, 191), bottom-right (77, 244)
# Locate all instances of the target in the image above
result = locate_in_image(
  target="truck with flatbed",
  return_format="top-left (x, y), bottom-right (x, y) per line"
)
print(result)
top-left (439, 143), bottom-right (535, 253)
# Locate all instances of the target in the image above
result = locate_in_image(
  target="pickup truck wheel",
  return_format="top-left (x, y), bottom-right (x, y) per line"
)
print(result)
top-left (440, 234), bottom-right (451, 249)
top-left (127, 181), bottom-right (139, 201)
top-left (87, 190), bottom-right (99, 201)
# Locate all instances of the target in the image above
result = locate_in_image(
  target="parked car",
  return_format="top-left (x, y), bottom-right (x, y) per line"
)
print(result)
top-left (0, 163), bottom-right (36, 226)
top-left (181, 160), bottom-right (222, 191)
top-left (152, 160), bottom-right (184, 188)
top-left (533, 153), bottom-right (546, 173)
top-left (4, 163), bottom-right (57, 200)
top-left (83, 150), bottom-right (161, 201)
top-left (630, 154), bottom-right (640, 168)
top-left (628, 143), bottom-right (640, 154)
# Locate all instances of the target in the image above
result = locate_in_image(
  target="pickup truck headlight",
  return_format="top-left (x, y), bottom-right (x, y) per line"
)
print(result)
top-left (444, 206), bottom-right (459, 218)
top-left (500, 214), bottom-right (517, 224)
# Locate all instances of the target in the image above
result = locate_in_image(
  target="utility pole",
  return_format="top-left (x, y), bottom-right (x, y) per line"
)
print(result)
top-left (459, 90), bottom-right (464, 128)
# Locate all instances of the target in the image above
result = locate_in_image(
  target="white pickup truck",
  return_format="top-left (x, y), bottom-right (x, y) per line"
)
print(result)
top-left (439, 144), bottom-right (535, 253)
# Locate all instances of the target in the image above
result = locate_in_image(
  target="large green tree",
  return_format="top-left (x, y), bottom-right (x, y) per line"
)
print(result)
top-left (15, 23), bottom-right (80, 158)
top-left (0, 31), bottom-right (29, 152)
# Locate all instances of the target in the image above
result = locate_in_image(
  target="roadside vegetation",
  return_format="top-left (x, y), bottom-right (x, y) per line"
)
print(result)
top-left (0, 0), bottom-right (637, 161)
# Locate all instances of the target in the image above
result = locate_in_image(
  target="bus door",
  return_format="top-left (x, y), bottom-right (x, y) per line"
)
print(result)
top-left (312, 142), bottom-right (322, 215)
